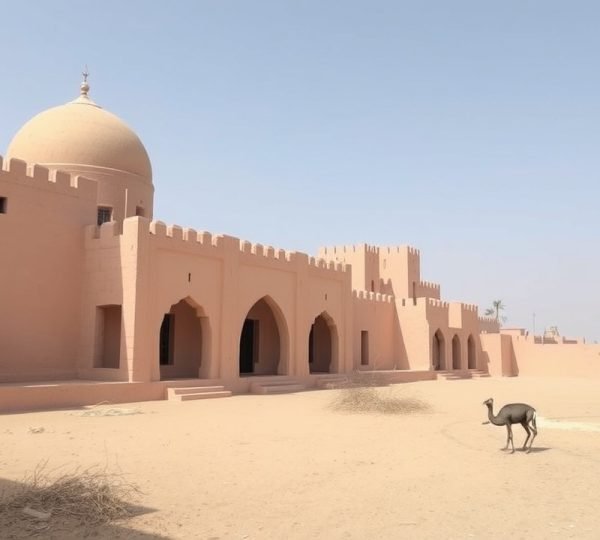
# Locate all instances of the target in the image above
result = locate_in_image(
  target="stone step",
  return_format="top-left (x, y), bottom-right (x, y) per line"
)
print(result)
top-left (437, 370), bottom-right (490, 380)
top-left (168, 386), bottom-right (227, 396)
top-left (167, 385), bottom-right (231, 401)
top-left (315, 376), bottom-right (350, 389)
top-left (250, 381), bottom-right (305, 395)
top-left (173, 390), bottom-right (233, 401)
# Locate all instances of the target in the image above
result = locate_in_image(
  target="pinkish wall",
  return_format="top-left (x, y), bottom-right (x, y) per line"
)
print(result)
top-left (509, 337), bottom-right (600, 378)
top-left (352, 292), bottom-right (399, 370)
top-left (0, 158), bottom-right (97, 382)
top-left (79, 218), bottom-right (354, 386)
top-left (480, 333), bottom-right (516, 376)
top-left (318, 244), bottom-right (379, 292)
top-left (479, 333), bottom-right (600, 379)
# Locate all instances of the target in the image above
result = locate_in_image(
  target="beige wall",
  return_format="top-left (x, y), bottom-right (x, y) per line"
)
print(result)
top-left (352, 292), bottom-right (400, 370)
top-left (1, 152), bottom-right (506, 393)
top-left (0, 158), bottom-right (97, 382)
top-left (77, 219), bottom-right (354, 385)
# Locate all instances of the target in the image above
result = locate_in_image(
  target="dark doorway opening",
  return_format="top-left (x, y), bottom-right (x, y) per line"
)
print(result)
top-left (468, 335), bottom-right (477, 369)
top-left (309, 313), bottom-right (334, 374)
top-left (452, 335), bottom-right (461, 370)
top-left (159, 298), bottom-right (206, 380)
top-left (159, 313), bottom-right (174, 365)
top-left (432, 330), bottom-right (445, 371)
top-left (240, 319), bottom-right (257, 374)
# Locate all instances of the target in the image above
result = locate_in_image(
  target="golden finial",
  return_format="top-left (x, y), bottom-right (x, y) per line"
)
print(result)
top-left (80, 65), bottom-right (90, 96)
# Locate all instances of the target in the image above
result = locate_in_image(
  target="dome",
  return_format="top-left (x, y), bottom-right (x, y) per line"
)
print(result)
top-left (6, 81), bottom-right (152, 183)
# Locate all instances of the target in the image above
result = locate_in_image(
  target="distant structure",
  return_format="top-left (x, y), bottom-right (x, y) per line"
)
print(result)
top-left (0, 77), bottom-right (598, 411)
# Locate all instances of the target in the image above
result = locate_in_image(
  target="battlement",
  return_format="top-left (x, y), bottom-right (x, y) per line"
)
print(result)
top-left (319, 244), bottom-right (380, 257)
top-left (149, 220), bottom-right (227, 249)
top-left (427, 298), bottom-right (450, 309)
top-left (381, 245), bottom-right (420, 257)
top-left (419, 279), bottom-right (439, 290)
top-left (478, 316), bottom-right (500, 334)
top-left (352, 290), bottom-right (394, 303)
top-left (0, 155), bottom-right (97, 198)
top-left (86, 218), bottom-right (348, 275)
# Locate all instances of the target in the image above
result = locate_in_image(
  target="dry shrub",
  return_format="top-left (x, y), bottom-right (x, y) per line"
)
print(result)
top-left (0, 461), bottom-right (140, 535)
top-left (331, 373), bottom-right (430, 415)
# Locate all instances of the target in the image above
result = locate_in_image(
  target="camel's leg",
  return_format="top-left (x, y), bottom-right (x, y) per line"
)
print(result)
top-left (521, 422), bottom-right (531, 451)
top-left (502, 425), bottom-right (510, 450)
top-left (507, 424), bottom-right (515, 453)
top-left (527, 420), bottom-right (538, 453)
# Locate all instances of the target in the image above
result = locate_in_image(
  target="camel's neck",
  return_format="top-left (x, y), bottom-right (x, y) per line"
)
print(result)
top-left (486, 404), bottom-right (503, 426)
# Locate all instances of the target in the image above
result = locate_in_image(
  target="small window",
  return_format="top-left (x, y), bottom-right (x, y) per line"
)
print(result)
top-left (97, 206), bottom-right (112, 226)
top-left (0, 197), bottom-right (6, 214)
top-left (135, 206), bottom-right (145, 217)
top-left (361, 331), bottom-right (369, 365)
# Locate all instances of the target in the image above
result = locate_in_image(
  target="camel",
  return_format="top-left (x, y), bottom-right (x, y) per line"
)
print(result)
top-left (483, 398), bottom-right (537, 453)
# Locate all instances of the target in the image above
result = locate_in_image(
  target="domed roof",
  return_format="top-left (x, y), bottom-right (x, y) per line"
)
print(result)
top-left (6, 78), bottom-right (152, 183)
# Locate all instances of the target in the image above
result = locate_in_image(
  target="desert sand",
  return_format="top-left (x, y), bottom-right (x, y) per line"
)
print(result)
top-left (2, 376), bottom-right (600, 539)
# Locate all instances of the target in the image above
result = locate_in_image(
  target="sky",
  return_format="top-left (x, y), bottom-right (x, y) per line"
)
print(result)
top-left (0, 1), bottom-right (599, 341)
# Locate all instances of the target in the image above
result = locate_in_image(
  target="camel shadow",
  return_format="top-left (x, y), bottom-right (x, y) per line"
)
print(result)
top-left (498, 447), bottom-right (551, 454)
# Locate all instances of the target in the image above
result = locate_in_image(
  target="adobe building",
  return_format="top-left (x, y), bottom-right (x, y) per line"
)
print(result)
top-left (1, 78), bottom-right (597, 412)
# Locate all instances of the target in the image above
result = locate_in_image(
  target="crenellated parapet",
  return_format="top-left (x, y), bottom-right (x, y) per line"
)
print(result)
top-left (352, 290), bottom-right (394, 303)
top-left (417, 279), bottom-right (441, 299)
top-left (319, 244), bottom-right (379, 257)
top-left (85, 217), bottom-right (349, 277)
top-left (0, 155), bottom-right (96, 199)
top-left (427, 298), bottom-right (450, 309)
top-left (381, 245), bottom-right (420, 257)
top-left (478, 316), bottom-right (500, 334)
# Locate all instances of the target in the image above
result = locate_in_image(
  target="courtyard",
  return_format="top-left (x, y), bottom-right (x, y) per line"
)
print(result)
top-left (1, 375), bottom-right (600, 539)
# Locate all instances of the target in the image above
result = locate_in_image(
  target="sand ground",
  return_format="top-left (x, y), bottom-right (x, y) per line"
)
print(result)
top-left (1, 376), bottom-right (600, 539)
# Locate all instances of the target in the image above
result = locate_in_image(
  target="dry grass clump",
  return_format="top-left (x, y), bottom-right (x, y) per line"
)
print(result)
top-left (330, 374), bottom-right (430, 415)
top-left (331, 386), bottom-right (430, 415)
top-left (0, 461), bottom-right (140, 535)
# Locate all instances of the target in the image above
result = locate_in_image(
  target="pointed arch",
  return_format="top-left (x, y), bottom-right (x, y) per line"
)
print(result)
top-left (239, 295), bottom-right (290, 376)
top-left (467, 334), bottom-right (477, 369)
top-left (158, 296), bottom-right (212, 380)
top-left (432, 329), bottom-right (445, 371)
top-left (452, 334), bottom-right (461, 370)
top-left (308, 311), bottom-right (339, 374)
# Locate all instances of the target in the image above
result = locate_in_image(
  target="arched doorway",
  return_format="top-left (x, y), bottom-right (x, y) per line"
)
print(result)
top-left (452, 335), bottom-right (461, 370)
top-left (159, 298), bottom-right (210, 380)
top-left (432, 330), bottom-right (445, 371)
top-left (467, 335), bottom-right (477, 369)
top-left (239, 297), bottom-right (288, 376)
top-left (308, 312), bottom-right (338, 373)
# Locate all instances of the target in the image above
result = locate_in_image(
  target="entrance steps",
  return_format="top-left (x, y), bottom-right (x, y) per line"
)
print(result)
top-left (315, 375), bottom-right (350, 389)
top-left (166, 384), bottom-right (232, 402)
top-left (249, 378), bottom-right (305, 395)
top-left (437, 369), bottom-right (490, 381)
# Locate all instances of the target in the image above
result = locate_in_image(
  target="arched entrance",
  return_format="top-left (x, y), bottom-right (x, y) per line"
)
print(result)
top-left (239, 297), bottom-right (288, 376)
top-left (432, 330), bottom-right (445, 371)
top-left (467, 335), bottom-right (477, 369)
top-left (159, 298), bottom-right (210, 380)
top-left (452, 335), bottom-right (461, 370)
top-left (308, 312), bottom-right (338, 373)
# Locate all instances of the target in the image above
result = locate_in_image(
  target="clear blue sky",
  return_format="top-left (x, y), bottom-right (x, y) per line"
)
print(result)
top-left (1, 1), bottom-right (599, 341)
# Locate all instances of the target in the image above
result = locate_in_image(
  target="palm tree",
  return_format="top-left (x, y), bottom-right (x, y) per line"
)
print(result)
top-left (485, 300), bottom-right (506, 324)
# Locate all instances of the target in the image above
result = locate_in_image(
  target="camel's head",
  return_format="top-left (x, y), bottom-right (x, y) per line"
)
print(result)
top-left (483, 398), bottom-right (493, 407)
